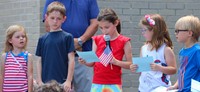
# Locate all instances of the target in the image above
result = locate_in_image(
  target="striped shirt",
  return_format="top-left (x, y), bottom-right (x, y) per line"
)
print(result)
top-left (3, 51), bottom-right (28, 92)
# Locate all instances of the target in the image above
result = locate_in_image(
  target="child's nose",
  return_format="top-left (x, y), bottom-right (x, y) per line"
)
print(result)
top-left (20, 37), bottom-right (24, 40)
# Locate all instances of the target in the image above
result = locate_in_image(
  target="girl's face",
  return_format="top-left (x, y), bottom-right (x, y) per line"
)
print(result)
top-left (9, 31), bottom-right (27, 49)
top-left (98, 20), bottom-right (117, 36)
top-left (141, 26), bottom-right (153, 42)
top-left (46, 11), bottom-right (66, 31)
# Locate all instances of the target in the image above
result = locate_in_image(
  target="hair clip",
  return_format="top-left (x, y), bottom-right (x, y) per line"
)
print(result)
top-left (145, 15), bottom-right (155, 26)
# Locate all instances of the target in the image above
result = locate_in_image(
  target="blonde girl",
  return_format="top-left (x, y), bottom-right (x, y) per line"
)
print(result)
top-left (0, 25), bottom-right (33, 92)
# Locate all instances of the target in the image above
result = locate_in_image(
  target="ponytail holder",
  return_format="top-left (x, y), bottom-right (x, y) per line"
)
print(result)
top-left (145, 15), bottom-right (155, 26)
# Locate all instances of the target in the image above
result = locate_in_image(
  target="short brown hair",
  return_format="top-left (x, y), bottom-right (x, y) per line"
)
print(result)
top-left (175, 15), bottom-right (200, 42)
top-left (46, 1), bottom-right (66, 17)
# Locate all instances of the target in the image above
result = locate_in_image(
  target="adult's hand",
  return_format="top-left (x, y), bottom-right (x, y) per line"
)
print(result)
top-left (74, 38), bottom-right (82, 51)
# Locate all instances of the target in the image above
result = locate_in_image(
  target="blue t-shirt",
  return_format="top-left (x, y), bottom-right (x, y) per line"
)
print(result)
top-left (43, 0), bottom-right (99, 51)
top-left (35, 31), bottom-right (74, 83)
top-left (178, 44), bottom-right (200, 92)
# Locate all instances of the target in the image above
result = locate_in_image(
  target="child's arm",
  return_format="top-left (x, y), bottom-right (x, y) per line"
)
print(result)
top-left (63, 51), bottom-right (75, 92)
top-left (110, 41), bottom-right (132, 69)
top-left (130, 47), bottom-right (143, 73)
top-left (78, 38), bottom-right (97, 67)
top-left (167, 80), bottom-right (178, 90)
top-left (36, 56), bottom-right (43, 85)
top-left (151, 47), bottom-right (177, 75)
top-left (0, 53), bottom-right (6, 92)
top-left (28, 54), bottom-right (33, 92)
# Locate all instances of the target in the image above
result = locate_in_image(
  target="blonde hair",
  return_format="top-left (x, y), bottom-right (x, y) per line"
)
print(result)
top-left (139, 14), bottom-right (173, 51)
top-left (4, 25), bottom-right (28, 52)
top-left (47, 1), bottom-right (66, 17)
top-left (175, 15), bottom-right (200, 42)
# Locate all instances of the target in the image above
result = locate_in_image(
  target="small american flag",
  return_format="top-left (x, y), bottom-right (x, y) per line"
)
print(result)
top-left (99, 46), bottom-right (113, 67)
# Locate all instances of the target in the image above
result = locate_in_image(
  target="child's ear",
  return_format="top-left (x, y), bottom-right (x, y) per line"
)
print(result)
top-left (62, 16), bottom-right (67, 23)
top-left (45, 14), bottom-right (48, 22)
top-left (114, 20), bottom-right (119, 26)
top-left (189, 30), bottom-right (193, 37)
top-left (8, 39), bottom-right (12, 44)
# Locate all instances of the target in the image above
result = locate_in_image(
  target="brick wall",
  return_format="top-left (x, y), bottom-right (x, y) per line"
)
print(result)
top-left (96, 0), bottom-right (200, 91)
top-left (1, 0), bottom-right (200, 92)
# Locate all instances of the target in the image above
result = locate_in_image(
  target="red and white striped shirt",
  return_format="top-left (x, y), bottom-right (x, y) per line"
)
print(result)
top-left (3, 52), bottom-right (28, 92)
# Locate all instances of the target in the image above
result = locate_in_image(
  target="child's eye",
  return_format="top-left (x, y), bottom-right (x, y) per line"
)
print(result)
top-left (57, 18), bottom-right (61, 20)
top-left (16, 36), bottom-right (20, 38)
top-left (51, 17), bottom-right (55, 20)
top-left (22, 35), bottom-right (26, 38)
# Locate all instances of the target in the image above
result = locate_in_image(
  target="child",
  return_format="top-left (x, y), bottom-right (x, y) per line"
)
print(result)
top-left (0, 25), bottom-right (33, 92)
top-left (79, 8), bottom-right (132, 92)
top-left (35, 1), bottom-right (75, 92)
top-left (34, 80), bottom-right (64, 92)
top-left (130, 14), bottom-right (177, 92)
top-left (167, 15), bottom-right (200, 91)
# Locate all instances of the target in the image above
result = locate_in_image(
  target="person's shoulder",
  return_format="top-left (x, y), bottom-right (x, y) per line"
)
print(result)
top-left (118, 35), bottom-right (131, 41)
top-left (39, 32), bottom-right (50, 39)
top-left (194, 44), bottom-right (200, 53)
top-left (61, 31), bottom-right (74, 38)
top-left (140, 43), bottom-right (148, 49)
top-left (190, 44), bottom-right (200, 53)
top-left (93, 35), bottom-right (104, 39)
top-left (1, 52), bottom-right (7, 59)
top-left (62, 31), bottom-right (72, 35)
top-left (28, 53), bottom-right (33, 58)
top-left (194, 44), bottom-right (200, 49)
top-left (164, 46), bottom-right (174, 54)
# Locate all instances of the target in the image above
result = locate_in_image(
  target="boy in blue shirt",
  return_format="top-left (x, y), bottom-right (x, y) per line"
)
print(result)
top-left (36, 2), bottom-right (75, 92)
top-left (43, 0), bottom-right (99, 92)
top-left (167, 15), bottom-right (200, 91)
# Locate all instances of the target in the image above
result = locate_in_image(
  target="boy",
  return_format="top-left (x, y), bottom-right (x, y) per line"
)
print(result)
top-left (35, 1), bottom-right (75, 92)
top-left (167, 15), bottom-right (200, 91)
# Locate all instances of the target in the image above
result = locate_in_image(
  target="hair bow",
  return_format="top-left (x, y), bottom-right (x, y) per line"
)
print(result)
top-left (145, 15), bottom-right (155, 26)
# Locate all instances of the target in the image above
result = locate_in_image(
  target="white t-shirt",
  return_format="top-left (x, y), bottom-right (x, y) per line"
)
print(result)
top-left (138, 43), bottom-right (171, 92)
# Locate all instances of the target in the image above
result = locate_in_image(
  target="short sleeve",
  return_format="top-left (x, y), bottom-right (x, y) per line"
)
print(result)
top-left (92, 35), bottom-right (101, 46)
top-left (35, 37), bottom-right (42, 56)
top-left (66, 34), bottom-right (75, 53)
top-left (89, 0), bottom-right (99, 19)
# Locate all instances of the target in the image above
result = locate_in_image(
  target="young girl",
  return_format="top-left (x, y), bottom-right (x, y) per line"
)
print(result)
top-left (130, 14), bottom-right (177, 92)
top-left (79, 8), bottom-right (132, 92)
top-left (0, 25), bottom-right (33, 92)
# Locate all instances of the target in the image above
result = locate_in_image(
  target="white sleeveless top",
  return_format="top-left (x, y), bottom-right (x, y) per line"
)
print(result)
top-left (138, 43), bottom-right (171, 92)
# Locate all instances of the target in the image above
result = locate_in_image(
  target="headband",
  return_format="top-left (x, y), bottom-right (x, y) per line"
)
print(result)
top-left (145, 15), bottom-right (155, 26)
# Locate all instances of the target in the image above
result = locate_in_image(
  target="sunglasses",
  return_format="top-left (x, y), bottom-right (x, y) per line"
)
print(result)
top-left (175, 30), bottom-right (188, 34)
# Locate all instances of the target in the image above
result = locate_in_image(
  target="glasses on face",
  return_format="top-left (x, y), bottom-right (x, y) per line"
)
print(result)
top-left (175, 30), bottom-right (188, 34)
top-left (141, 28), bottom-right (148, 33)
